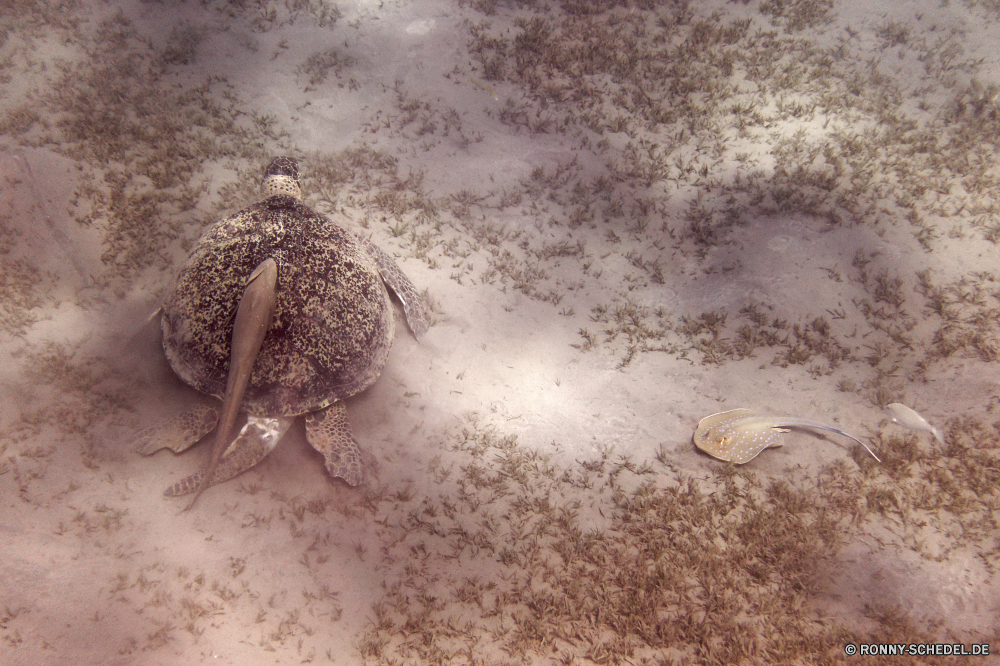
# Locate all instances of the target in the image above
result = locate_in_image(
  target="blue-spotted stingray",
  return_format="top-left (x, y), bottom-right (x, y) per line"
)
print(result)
top-left (693, 408), bottom-right (881, 464)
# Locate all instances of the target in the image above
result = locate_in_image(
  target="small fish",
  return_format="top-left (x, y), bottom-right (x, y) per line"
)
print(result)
top-left (885, 403), bottom-right (944, 445)
top-left (694, 408), bottom-right (881, 464)
top-left (468, 76), bottom-right (499, 100)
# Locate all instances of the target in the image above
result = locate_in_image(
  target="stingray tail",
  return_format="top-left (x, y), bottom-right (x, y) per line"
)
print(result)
top-left (774, 419), bottom-right (881, 463)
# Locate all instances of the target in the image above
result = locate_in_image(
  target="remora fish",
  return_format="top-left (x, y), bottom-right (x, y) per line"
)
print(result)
top-left (886, 403), bottom-right (944, 445)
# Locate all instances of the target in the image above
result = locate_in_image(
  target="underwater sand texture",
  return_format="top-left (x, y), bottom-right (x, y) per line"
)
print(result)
top-left (2, 0), bottom-right (1000, 663)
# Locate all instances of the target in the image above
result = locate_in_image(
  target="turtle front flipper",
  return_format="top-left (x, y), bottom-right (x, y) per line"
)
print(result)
top-left (165, 416), bottom-right (292, 496)
top-left (355, 234), bottom-right (428, 339)
top-left (186, 258), bottom-right (279, 509)
top-left (135, 402), bottom-right (220, 455)
top-left (304, 402), bottom-right (366, 486)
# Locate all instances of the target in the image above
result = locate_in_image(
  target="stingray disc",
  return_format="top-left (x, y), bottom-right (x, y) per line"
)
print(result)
top-left (693, 409), bottom-right (784, 464)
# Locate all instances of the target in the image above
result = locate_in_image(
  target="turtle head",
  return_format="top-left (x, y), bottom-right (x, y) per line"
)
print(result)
top-left (262, 156), bottom-right (302, 200)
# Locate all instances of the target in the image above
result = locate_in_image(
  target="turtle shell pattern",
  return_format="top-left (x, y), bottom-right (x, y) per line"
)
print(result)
top-left (161, 194), bottom-right (394, 417)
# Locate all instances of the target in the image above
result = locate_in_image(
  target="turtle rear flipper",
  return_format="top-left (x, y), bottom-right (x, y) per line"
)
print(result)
top-left (165, 415), bottom-right (292, 496)
top-left (135, 403), bottom-right (220, 455)
top-left (356, 234), bottom-right (428, 339)
top-left (305, 403), bottom-right (366, 486)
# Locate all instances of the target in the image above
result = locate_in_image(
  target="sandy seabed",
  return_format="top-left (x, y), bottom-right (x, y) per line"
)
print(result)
top-left (1, 0), bottom-right (1000, 663)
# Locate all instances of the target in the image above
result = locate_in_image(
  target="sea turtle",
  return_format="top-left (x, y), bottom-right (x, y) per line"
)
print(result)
top-left (135, 156), bottom-right (427, 508)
